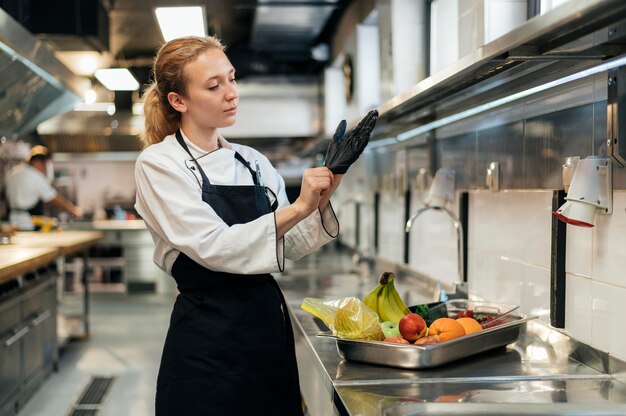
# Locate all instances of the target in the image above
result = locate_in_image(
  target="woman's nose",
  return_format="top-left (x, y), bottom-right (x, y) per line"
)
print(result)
top-left (225, 84), bottom-right (238, 101)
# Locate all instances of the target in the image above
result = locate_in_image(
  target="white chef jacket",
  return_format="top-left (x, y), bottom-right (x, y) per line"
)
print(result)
top-left (134, 132), bottom-right (339, 276)
top-left (5, 163), bottom-right (57, 230)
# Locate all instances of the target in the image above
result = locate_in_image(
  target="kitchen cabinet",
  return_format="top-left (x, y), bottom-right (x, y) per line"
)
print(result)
top-left (0, 267), bottom-right (56, 416)
top-left (0, 300), bottom-right (21, 415)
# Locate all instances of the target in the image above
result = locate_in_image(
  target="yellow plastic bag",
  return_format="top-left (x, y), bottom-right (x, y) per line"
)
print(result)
top-left (301, 296), bottom-right (383, 340)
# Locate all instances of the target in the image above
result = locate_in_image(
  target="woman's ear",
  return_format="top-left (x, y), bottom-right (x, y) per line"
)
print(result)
top-left (167, 92), bottom-right (187, 113)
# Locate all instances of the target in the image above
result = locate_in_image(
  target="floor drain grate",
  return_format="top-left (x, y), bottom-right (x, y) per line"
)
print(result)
top-left (68, 376), bottom-right (115, 416)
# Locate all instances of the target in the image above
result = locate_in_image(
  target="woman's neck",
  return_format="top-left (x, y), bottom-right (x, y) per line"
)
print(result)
top-left (180, 122), bottom-right (220, 152)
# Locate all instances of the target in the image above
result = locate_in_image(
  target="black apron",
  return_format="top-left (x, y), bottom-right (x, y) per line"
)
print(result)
top-left (27, 199), bottom-right (45, 216)
top-left (155, 131), bottom-right (302, 416)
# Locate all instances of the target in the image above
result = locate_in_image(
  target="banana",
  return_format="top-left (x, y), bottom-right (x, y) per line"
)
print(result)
top-left (362, 272), bottom-right (411, 323)
top-left (362, 281), bottom-right (384, 318)
top-left (382, 280), bottom-right (411, 322)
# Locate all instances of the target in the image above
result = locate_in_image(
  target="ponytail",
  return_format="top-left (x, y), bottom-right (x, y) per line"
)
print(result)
top-left (139, 36), bottom-right (225, 147)
top-left (140, 83), bottom-right (179, 147)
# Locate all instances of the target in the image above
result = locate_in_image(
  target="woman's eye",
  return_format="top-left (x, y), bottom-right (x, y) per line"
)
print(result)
top-left (229, 78), bottom-right (237, 84)
top-left (208, 85), bottom-right (219, 90)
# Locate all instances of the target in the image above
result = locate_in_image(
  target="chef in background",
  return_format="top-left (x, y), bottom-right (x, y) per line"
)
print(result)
top-left (4, 145), bottom-right (83, 230)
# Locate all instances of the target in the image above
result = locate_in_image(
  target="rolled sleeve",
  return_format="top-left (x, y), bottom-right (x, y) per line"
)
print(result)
top-left (283, 202), bottom-right (339, 261)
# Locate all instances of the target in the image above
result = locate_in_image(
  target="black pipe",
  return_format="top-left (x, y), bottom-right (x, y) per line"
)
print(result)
top-left (550, 190), bottom-right (567, 328)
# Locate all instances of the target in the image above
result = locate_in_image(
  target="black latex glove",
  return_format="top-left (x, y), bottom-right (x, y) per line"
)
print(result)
top-left (325, 109), bottom-right (378, 174)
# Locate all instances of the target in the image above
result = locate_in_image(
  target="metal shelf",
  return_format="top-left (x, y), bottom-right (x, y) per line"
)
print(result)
top-left (372, 0), bottom-right (626, 142)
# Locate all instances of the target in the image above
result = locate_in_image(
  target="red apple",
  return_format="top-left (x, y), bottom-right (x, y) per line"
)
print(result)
top-left (383, 336), bottom-right (410, 344)
top-left (399, 313), bottom-right (427, 342)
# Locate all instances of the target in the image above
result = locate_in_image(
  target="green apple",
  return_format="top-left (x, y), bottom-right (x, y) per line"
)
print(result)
top-left (380, 321), bottom-right (401, 339)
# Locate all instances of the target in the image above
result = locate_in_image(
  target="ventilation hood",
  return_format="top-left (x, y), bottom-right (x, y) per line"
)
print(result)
top-left (0, 7), bottom-right (87, 138)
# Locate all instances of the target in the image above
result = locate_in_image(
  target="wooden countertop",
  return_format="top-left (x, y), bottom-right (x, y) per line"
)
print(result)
top-left (64, 220), bottom-right (147, 231)
top-left (91, 220), bottom-right (147, 230)
top-left (11, 231), bottom-right (104, 257)
top-left (0, 247), bottom-right (59, 284)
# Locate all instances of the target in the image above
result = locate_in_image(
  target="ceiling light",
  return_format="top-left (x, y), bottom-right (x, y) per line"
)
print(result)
top-left (155, 6), bottom-right (207, 42)
top-left (55, 51), bottom-right (109, 76)
top-left (84, 89), bottom-right (97, 104)
top-left (95, 68), bottom-right (139, 91)
top-left (74, 102), bottom-right (116, 114)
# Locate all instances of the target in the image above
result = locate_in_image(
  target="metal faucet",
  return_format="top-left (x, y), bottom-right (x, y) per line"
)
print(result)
top-left (405, 205), bottom-right (465, 286)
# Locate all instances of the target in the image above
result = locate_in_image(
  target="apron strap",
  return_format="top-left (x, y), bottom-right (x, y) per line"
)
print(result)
top-left (175, 129), bottom-right (278, 212)
top-left (234, 152), bottom-right (279, 212)
top-left (233, 152), bottom-right (260, 185)
top-left (175, 130), bottom-right (212, 188)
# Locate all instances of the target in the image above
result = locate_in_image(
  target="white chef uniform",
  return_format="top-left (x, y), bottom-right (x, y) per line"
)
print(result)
top-left (134, 132), bottom-right (339, 275)
top-left (5, 163), bottom-right (57, 230)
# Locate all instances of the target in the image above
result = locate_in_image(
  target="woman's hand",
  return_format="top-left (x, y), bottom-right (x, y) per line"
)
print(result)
top-left (275, 167), bottom-right (338, 239)
top-left (293, 167), bottom-right (334, 217)
top-left (319, 172), bottom-right (342, 211)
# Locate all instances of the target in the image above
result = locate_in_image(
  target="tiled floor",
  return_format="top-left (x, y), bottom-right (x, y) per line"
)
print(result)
top-left (19, 292), bottom-right (176, 416)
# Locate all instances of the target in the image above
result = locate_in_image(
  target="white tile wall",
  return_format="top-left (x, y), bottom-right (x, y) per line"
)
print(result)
top-left (565, 273), bottom-right (592, 345)
top-left (591, 281), bottom-right (626, 361)
top-left (408, 207), bottom-right (460, 286)
top-left (469, 190), bottom-right (552, 267)
top-left (469, 249), bottom-right (551, 323)
top-left (592, 191), bottom-right (626, 288)
top-left (340, 177), bottom-right (626, 360)
top-left (468, 190), bottom-right (626, 359)
top-left (468, 190), bottom-right (553, 323)
top-left (566, 224), bottom-right (593, 277)
top-left (378, 191), bottom-right (405, 264)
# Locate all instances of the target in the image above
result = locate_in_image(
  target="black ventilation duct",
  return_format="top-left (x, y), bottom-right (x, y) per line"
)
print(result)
top-left (1, 0), bottom-right (109, 51)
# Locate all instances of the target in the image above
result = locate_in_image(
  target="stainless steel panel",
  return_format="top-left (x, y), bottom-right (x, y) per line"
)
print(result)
top-left (0, 298), bottom-right (21, 409)
top-left (437, 132), bottom-right (477, 190)
top-left (335, 378), bottom-right (626, 416)
top-left (0, 8), bottom-right (83, 136)
top-left (477, 122), bottom-right (524, 190)
top-left (0, 298), bottom-right (20, 335)
top-left (382, 401), bottom-right (626, 416)
top-left (0, 328), bottom-right (20, 409)
top-left (22, 280), bottom-right (55, 383)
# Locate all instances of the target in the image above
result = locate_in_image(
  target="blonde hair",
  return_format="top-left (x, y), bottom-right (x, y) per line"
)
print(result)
top-left (140, 36), bottom-right (225, 146)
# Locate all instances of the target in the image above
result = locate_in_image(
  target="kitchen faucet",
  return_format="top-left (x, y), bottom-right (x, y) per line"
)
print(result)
top-left (405, 205), bottom-right (465, 295)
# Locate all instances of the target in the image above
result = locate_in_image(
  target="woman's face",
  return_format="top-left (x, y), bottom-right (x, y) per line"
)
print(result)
top-left (179, 48), bottom-right (239, 129)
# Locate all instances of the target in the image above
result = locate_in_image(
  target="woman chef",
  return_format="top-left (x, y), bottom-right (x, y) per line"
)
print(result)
top-left (134, 35), bottom-right (359, 415)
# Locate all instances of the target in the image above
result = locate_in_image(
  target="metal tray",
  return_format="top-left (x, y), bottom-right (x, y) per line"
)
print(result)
top-left (332, 301), bottom-right (535, 369)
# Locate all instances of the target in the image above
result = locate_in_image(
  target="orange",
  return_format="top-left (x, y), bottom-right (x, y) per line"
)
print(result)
top-left (427, 317), bottom-right (466, 342)
top-left (456, 317), bottom-right (483, 335)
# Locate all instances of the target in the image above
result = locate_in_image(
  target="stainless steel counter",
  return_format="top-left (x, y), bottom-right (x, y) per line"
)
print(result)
top-left (280, 248), bottom-right (626, 416)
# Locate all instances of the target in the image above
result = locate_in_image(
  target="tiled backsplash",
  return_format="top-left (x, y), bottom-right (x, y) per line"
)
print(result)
top-left (467, 190), bottom-right (553, 324)
top-left (569, 192), bottom-right (626, 360)
top-left (338, 184), bottom-right (626, 361)
top-left (335, 70), bottom-right (626, 362)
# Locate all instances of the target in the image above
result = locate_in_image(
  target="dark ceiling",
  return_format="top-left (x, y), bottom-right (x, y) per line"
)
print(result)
top-left (1, 0), bottom-right (351, 86)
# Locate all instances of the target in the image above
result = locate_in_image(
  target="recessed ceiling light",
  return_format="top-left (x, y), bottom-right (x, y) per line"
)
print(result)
top-left (95, 68), bottom-right (140, 91)
top-left (154, 6), bottom-right (207, 42)
top-left (74, 102), bottom-right (116, 115)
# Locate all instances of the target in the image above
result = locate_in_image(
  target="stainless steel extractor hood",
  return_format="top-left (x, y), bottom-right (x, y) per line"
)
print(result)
top-left (0, 7), bottom-right (87, 138)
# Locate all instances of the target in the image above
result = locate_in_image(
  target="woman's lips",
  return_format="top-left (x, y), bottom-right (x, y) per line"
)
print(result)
top-left (225, 107), bottom-right (237, 114)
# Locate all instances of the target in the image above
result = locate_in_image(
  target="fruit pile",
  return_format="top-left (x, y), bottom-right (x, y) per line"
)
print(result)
top-left (363, 272), bottom-right (497, 346)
